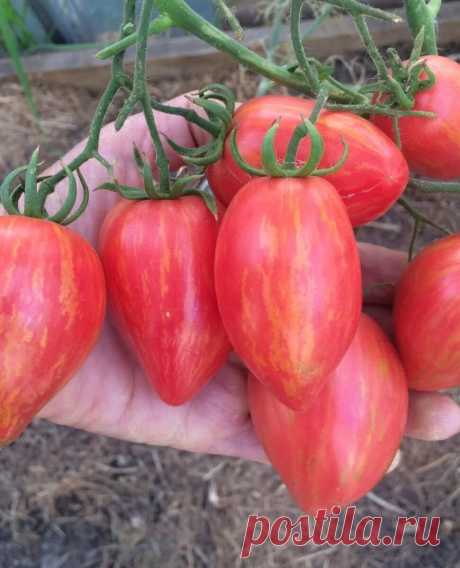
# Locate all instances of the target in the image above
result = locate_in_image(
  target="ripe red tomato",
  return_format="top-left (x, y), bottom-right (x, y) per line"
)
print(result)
top-left (207, 95), bottom-right (409, 226)
top-left (99, 197), bottom-right (230, 406)
top-left (372, 55), bottom-right (460, 179)
top-left (215, 176), bottom-right (362, 410)
top-left (248, 314), bottom-right (408, 513)
top-left (394, 234), bottom-right (460, 391)
top-left (0, 216), bottom-right (106, 444)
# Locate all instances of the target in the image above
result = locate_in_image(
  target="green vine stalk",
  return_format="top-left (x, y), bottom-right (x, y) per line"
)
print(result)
top-left (0, 0), bottom-right (453, 235)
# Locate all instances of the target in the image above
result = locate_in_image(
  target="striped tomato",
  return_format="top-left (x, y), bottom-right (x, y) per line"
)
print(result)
top-left (215, 176), bottom-right (362, 410)
top-left (99, 197), bottom-right (230, 406)
top-left (0, 217), bottom-right (106, 444)
top-left (248, 315), bottom-right (408, 513)
top-left (394, 234), bottom-right (460, 391)
top-left (207, 95), bottom-right (409, 226)
top-left (372, 55), bottom-right (460, 180)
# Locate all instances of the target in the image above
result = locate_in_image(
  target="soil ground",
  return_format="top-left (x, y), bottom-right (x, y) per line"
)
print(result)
top-left (0, 52), bottom-right (459, 568)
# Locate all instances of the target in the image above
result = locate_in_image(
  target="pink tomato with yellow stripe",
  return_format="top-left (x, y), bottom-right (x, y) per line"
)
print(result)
top-left (99, 197), bottom-right (230, 406)
top-left (248, 314), bottom-right (408, 513)
top-left (0, 216), bottom-right (106, 444)
top-left (215, 176), bottom-right (362, 410)
top-left (207, 95), bottom-right (409, 226)
top-left (394, 233), bottom-right (460, 391)
top-left (372, 55), bottom-right (460, 180)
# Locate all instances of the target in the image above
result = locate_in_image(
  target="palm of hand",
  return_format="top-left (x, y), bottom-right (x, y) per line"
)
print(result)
top-left (4, 95), bottom-right (457, 461)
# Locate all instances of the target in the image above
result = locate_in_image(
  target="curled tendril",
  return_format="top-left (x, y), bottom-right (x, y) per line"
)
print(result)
top-left (0, 148), bottom-right (90, 225)
top-left (230, 115), bottom-right (348, 179)
top-left (165, 83), bottom-right (236, 168)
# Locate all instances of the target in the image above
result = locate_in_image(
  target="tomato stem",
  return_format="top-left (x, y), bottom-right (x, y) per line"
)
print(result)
top-left (410, 177), bottom-right (460, 194)
top-left (309, 85), bottom-right (329, 123)
top-left (213, 0), bottom-right (244, 40)
top-left (290, 0), bottom-right (320, 92)
top-left (256, 0), bottom-right (291, 97)
top-left (398, 197), bottom-right (451, 235)
top-left (96, 14), bottom-right (174, 60)
top-left (398, 196), bottom-right (451, 259)
top-left (391, 116), bottom-right (402, 148)
top-left (153, 0), bottom-right (314, 94)
top-left (149, 0), bottom-right (400, 104)
top-left (404, 0), bottom-right (439, 56)
top-left (36, 1), bottom-right (137, 214)
top-left (408, 216), bottom-right (421, 261)
top-left (326, 103), bottom-right (435, 118)
top-left (352, 14), bottom-right (413, 110)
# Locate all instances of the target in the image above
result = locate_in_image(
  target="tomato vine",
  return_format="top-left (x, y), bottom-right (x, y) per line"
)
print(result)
top-left (0, 0), bottom-right (458, 239)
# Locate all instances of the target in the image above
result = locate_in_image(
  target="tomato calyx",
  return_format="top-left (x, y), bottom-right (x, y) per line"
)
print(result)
top-left (98, 149), bottom-right (218, 218)
top-left (0, 148), bottom-right (89, 225)
top-left (373, 30), bottom-right (436, 113)
top-left (230, 91), bottom-right (349, 179)
top-left (99, 83), bottom-right (235, 218)
top-left (165, 83), bottom-right (236, 168)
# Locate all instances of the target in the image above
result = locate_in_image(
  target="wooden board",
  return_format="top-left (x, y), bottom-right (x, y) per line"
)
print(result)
top-left (1, 2), bottom-right (460, 91)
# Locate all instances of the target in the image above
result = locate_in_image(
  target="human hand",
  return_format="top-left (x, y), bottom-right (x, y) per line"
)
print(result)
top-left (11, 94), bottom-right (456, 461)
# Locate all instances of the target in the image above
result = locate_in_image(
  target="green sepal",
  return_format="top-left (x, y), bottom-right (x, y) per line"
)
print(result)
top-left (312, 138), bottom-right (350, 176)
top-left (97, 181), bottom-right (149, 200)
top-left (61, 169), bottom-right (90, 226)
top-left (48, 164), bottom-right (78, 224)
top-left (180, 181), bottom-right (218, 220)
top-left (230, 128), bottom-right (266, 177)
top-left (0, 165), bottom-right (29, 215)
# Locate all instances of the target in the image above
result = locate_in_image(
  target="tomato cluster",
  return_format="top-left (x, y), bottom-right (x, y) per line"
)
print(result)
top-left (206, 95), bottom-right (410, 512)
top-left (1, 56), bottom-right (460, 514)
top-left (94, 96), bottom-right (410, 513)
top-left (207, 86), bottom-right (459, 513)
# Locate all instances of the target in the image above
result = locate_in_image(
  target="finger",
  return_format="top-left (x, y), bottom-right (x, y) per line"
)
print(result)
top-left (405, 391), bottom-right (460, 441)
top-left (47, 93), bottom-right (209, 181)
top-left (38, 331), bottom-right (267, 463)
top-left (359, 242), bottom-right (407, 305)
top-left (362, 314), bottom-right (460, 442)
top-left (41, 94), bottom-right (211, 245)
